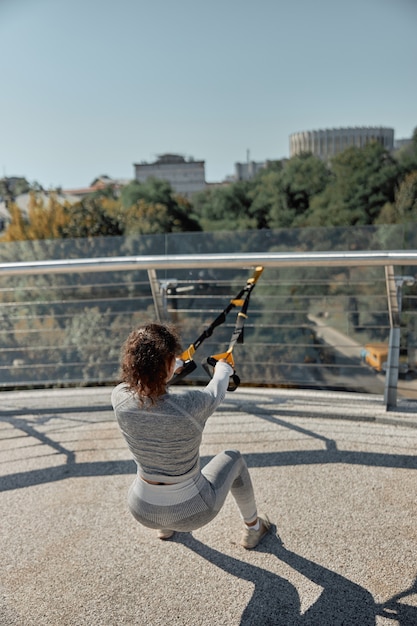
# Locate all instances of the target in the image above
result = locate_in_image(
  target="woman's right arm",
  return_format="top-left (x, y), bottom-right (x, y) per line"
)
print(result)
top-left (199, 359), bottom-right (234, 413)
top-left (168, 359), bottom-right (234, 425)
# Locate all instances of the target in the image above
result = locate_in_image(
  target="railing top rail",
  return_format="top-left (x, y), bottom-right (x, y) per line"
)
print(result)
top-left (1, 250), bottom-right (417, 276)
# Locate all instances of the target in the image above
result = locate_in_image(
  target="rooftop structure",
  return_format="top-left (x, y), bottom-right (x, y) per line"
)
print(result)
top-left (62, 175), bottom-right (130, 197)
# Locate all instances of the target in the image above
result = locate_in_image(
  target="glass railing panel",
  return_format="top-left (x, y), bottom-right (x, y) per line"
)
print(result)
top-left (0, 225), bottom-right (416, 400)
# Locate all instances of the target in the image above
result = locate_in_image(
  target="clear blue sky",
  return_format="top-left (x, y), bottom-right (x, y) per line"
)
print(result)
top-left (0, 0), bottom-right (416, 189)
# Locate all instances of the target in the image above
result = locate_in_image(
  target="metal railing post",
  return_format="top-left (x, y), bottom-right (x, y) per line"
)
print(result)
top-left (147, 269), bottom-right (178, 322)
top-left (384, 266), bottom-right (400, 410)
top-left (384, 266), bottom-right (416, 410)
top-left (147, 269), bottom-right (165, 322)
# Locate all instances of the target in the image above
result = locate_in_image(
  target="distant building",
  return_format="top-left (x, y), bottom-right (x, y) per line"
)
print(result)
top-left (62, 175), bottom-right (129, 197)
top-left (289, 127), bottom-right (395, 160)
top-left (234, 161), bottom-right (266, 181)
top-left (394, 138), bottom-right (413, 151)
top-left (133, 154), bottom-right (206, 197)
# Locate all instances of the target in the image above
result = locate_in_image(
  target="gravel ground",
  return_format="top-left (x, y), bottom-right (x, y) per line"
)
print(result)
top-left (1, 386), bottom-right (416, 626)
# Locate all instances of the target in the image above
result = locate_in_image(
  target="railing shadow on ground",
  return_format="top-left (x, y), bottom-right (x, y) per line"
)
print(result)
top-left (1, 397), bottom-right (416, 494)
top-left (0, 401), bottom-right (134, 491)
top-left (174, 531), bottom-right (417, 626)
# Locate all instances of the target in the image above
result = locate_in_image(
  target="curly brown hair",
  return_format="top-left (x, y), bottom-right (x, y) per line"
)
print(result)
top-left (120, 323), bottom-right (182, 402)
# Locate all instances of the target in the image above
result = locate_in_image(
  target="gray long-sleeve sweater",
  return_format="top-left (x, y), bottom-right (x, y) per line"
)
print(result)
top-left (111, 361), bottom-right (232, 483)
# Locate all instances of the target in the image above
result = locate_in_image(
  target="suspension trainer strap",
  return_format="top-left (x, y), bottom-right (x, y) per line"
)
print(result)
top-left (202, 266), bottom-right (264, 391)
top-left (169, 266), bottom-right (264, 386)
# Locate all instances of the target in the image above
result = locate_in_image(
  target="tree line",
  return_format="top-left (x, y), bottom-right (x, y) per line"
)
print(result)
top-left (1, 128), bottom-right (417, 242)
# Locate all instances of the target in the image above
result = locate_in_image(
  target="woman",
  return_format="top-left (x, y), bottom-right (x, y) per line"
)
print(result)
top-left (111, 322), bottom-right (270, 549)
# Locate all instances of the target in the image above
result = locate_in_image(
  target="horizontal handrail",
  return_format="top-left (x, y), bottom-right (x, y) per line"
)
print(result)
top-left (1, 250), bottom-right (417, 276)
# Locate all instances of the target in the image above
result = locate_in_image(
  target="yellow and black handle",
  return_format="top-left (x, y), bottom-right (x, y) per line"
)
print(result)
top-left (203, 351), bottom-right (241, 392)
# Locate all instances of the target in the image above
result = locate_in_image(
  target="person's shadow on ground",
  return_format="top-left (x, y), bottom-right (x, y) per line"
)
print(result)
top-left (174, 526), bottom-right (416, 626)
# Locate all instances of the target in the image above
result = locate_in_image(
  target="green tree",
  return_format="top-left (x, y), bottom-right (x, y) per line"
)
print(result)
top-left (395, 171), bottom-right (417, 219)
top-left (279, 153), bottom-right (331, 222)
top-left (120, 178), bottom-right (200, 232)
top-left (1, 203), bottom-right (28, 241)
top-left (122, 199), bottom-right (181, 234)
top-left (262, 153), bottom-right (330, 228)
top-left (373, 168), bottom-right (417, 225)
top-left (63, 307), bottom-right (120, 382)
top-left (59, 196), bottom-right (124, 238)
top-left (304, 142), bottom-right (400, 226)
top-left (395, 127), bottom-right (417, 176)
top-left (192, 181), bottom-right (257, 231)
top-left (0, 177), bottom-right (31, 206)
top-left (374, 201), bottom-right (397, 225)
top-left (248, 167), bottom-right (287, 228)
top-left (248, 155), bottom-right (330, 229)
top-left (89, 183), bottom-right (120, 201)
top-left (120, 179), bottom-right (145, 208)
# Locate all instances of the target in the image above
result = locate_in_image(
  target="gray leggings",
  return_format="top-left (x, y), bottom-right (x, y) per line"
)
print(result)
top-left (127, 449), bottom-right (258, 532)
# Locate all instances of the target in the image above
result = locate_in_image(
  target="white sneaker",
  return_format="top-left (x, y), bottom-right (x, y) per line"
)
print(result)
top-left (240, 514), bottom-right (271, 549)
top-left (157, 529), bottom-right (175, 540)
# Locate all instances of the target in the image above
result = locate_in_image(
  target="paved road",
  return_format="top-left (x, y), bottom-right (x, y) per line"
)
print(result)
top-left (1, 386), bottom-right (417, 626)
top-left (308, 314), bottom-right (417, 400)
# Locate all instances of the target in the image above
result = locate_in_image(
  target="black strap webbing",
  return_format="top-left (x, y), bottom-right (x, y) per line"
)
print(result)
top-left (170, 266), bottom-right (263, 387)
top-left (201, 267), bottom-right (264, 391)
